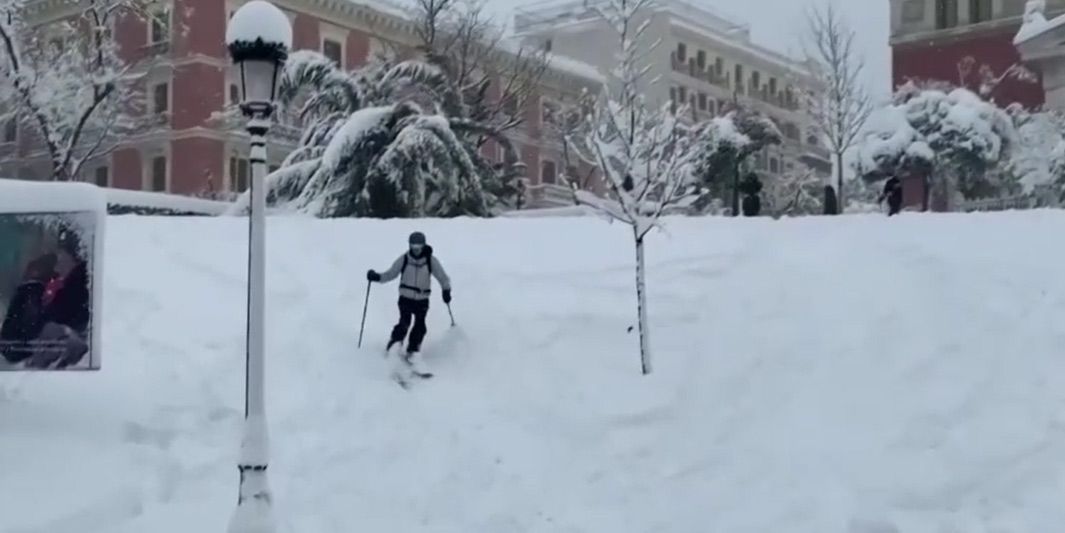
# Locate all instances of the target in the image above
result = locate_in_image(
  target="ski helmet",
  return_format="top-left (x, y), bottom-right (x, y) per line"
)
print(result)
top-left (408, 231), bottom-right (426, 246)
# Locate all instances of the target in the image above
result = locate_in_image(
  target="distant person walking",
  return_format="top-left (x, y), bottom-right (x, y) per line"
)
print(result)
top-left (879, 176), bottom-right (903, 216)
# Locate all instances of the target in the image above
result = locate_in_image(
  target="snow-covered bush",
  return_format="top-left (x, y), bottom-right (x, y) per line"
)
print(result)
top-left (689, 106), bottom-right (782, 214)
top-left (1004, 105), bottom-right (1065, 201)
top-left (855, 82), bottom-right (1017, 210)
top-left (763, 165), bottom-right (823, 217)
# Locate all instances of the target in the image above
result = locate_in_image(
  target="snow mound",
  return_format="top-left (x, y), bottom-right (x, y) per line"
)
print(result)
top-left (4, 212), bottom-right (1065, 531)
top-left (225, 0), bottom-right (293, 49)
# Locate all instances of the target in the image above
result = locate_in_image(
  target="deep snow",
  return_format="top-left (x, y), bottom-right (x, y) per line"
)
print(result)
top-left (3, 211), bottom-right (1065, 532)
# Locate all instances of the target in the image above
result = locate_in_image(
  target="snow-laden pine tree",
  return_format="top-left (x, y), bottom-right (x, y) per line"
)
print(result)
top-left (855, 82), bottom-right (1017, 210)
top-left (689, 106), bottom-right (781, 214)
top-left (566, 0), bottom-right (698, 375)
top-left (227, 50), bottom-right (528, 218)
top-left (0, 0), bottom-right (150, 181)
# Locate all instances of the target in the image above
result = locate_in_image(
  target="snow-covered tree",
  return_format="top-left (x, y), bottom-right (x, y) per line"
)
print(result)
top-left (230, 51), bottom-right (514, 217)
top-left (566, 0), bottom-right (698, 375)
top-left (689, 106), bottom-right (782, 215)
top-left (763, 164), bottom-right (823, 217)
top-left (803, 2), bottom-right (871, 214)
top-left (228, 0), bottom-right (543, 218)
top-left (411, 0), bottom-right (547, 136)
top-left (855, 82), bottom-right (1016, 210)
top-left (0, 0), bottom-right (151, 181)
top-left (1004, 104), bottom-right (1065, 201)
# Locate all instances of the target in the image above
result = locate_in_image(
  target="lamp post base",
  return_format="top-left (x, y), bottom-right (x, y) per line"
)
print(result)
top-left (227, 414), bottom-right (276, 533)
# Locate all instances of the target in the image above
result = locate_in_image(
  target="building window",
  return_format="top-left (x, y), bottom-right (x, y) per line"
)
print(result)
top-left (902, 0), bottom-right (926, 22)
top-left (734, 64), bottom-right (744, 91)
top-left (676, 42), bottom-right (686, 62)
top-left (152, 82), bottom-right (169, 114)
top-left (3, 118), bottom-right (15, 143)
top-left (969, 0), bottom-right (991, 23)
top-left (229, 83), bottom-right (240, 105)
top-left (322, 38), bottom-right (343, 67)
top-left (935, 0), bottom-right (958, 29)
top-left (150, 8), bottom-right (170, 44)
top-left (751, 71), bottom-right (761, 90)
top-left (770, 157), bottom-right (779, 174)
top-left (677, 86), bottom-right (687, 103)
top-left (541, 160), bottom-right (557, 184)
top-left (151, 156), bottom-right (167, 192)
top-left (714, 57), bottom-right (724, 76)
top-left (543, 39), bottom-right (552, 52)
top-left (696, 50), bottom-right (706, 69)
top-left (230, 157), bottom-right (249, 192)
top-left (94, 166), bottom-right (109, 187)
top-left (698, 92), bottom-right (707, 111)
top-left (769, 77), bottom-right (777, 95)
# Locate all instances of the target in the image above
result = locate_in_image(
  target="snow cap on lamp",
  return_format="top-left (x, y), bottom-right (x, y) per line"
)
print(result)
top-left (226, 0), bottom-right (292, 115)
top-left (225, 0), bottom-right (292, 51)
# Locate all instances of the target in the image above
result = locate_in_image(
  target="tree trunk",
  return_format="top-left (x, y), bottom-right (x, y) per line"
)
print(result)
top-left (835, 152), bottom-right (845, 214)
top-left (922, 172), bottom-right (930, 212)
top-left (731, 161), bottom-right (740, 217)
top-left (634, 233), bottom-right (651, 375)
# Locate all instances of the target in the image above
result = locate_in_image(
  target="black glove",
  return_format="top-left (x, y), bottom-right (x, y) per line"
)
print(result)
top-left (367, 269), bottom-right (380, 282)
top-left (442, 289), bottom-right (451, 303)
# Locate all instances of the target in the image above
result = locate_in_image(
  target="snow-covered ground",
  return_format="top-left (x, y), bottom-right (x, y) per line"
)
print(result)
top-left (3, 210), bottom-right (1065, 532)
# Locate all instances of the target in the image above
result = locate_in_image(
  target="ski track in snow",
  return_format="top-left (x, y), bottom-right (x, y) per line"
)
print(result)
top-left (2, 212), bottom-right (1065, 532)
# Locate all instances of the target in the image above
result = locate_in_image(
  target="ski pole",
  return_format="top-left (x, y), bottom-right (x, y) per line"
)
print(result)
top-left (446, 302), bottom-right (455, 327)
top-left (357, 280), bottom-right (371, 348)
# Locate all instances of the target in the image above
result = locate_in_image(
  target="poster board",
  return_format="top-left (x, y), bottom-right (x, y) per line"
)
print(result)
top-left (0, 180), bottom-right (105, 370)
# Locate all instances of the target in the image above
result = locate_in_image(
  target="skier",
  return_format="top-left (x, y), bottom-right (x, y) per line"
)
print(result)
top-left (366, 231), bottom-right (451, 376)
top-left (878, 175), bottom-right (903, 216)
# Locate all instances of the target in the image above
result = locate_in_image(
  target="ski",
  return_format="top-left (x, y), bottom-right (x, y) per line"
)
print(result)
top-left (386, 344), bottom-right (432, 389)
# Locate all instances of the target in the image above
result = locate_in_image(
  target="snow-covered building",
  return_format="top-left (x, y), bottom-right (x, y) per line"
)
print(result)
top-left (510, 0), bottom-right (832, 184)
top-left (0, 0), bottom-right (602, 207)
top-left (1014, 1), bottom-right (1065, 108)
top-left (890, 0), bottom-right (1050, 107)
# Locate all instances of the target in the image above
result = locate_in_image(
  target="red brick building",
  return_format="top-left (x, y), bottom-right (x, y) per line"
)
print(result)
top-left (1, 0), bottom-right (601, 204)
top-left (888, 0), bottom-right (1057, 210)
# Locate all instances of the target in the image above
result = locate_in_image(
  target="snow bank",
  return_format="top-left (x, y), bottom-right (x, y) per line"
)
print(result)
top-left (104, 189), bottom-right (234, 216)
top-left (5, 212), bottom-right (1065, 531)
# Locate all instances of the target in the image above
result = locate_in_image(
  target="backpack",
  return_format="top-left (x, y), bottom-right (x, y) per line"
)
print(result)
top-left (401, 245), bottom-right (433, 277)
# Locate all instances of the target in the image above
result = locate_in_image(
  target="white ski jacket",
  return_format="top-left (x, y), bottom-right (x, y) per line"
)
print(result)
top-left (378, 247), bottom-right (451, 301)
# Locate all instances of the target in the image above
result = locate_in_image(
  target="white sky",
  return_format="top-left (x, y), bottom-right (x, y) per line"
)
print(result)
top-left (483, 0), bottom-right (892, 99)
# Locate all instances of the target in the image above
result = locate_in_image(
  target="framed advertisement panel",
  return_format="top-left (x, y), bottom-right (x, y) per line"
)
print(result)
top-left (0, 180), bottom-right (105, 371)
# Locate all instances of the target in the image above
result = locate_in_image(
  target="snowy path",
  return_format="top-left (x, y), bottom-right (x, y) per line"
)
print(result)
top-left (3, 212), bottom-right (1065, 532)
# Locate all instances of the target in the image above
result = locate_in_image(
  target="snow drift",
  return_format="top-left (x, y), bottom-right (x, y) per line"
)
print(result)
top-left (3, 211), bottom-right (1065, 532)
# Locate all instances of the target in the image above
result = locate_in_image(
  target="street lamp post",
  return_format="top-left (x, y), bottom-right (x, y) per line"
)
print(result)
top-left (224, 2), bottom-right (291, 532)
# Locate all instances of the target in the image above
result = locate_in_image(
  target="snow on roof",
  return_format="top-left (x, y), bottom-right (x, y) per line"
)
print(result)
top-left (226, 0), bottom-right (293, 49)
top-left (497, 38), bottom-right (605, 84)
top-left (1012, 0), bottom-right (1064, 46)
top-left (0, 178), bottom-right (107, 214)
top-left (351, 0), bottom-right (414, 19)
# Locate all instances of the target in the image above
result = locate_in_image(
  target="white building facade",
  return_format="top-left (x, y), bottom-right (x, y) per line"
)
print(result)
top-left (511, 0), bottom-right (833, 184)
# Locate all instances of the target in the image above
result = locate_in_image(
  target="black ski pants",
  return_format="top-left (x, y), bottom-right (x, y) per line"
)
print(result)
top-left (390, 296), bottom-right (429, 352)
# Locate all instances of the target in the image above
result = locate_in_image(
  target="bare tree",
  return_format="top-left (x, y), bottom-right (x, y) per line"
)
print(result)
top-left (804, 2), bottom-right (871, 214)
top-left (411, 0), bottom-right (547, 138)
top-left (567, 0), bottom-right (698, 375)
top-left (0, 0), bottom-right (152, 181)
